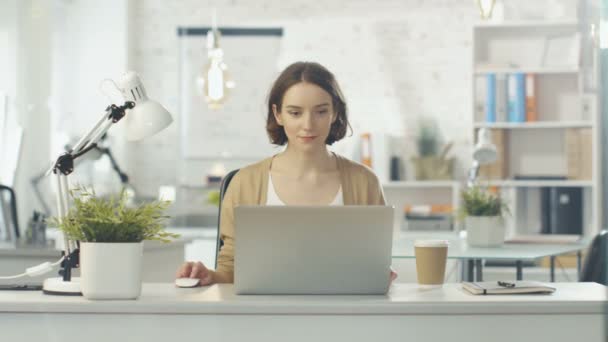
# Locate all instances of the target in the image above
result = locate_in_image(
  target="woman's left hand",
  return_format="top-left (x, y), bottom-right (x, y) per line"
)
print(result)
top-left (389, 267), bottom-right (398, 285)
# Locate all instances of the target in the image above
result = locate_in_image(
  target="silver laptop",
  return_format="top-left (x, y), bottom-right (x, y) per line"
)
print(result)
top-left (234, 206), bottom-right (394, 295)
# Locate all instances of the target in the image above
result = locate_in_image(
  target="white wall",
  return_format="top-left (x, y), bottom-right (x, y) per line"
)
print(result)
top-left (3, 0), bottom-right (53, 232)
top-left (49, 0), bottom-right (129, 194)
top-left (128, 0), bottom-right (579, 216)
top-left (0, 0), bottom-right (130, 232)
top-left (2, 0), bottom-right (582, 228)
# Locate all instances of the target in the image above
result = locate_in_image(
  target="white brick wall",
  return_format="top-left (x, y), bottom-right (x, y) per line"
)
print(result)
top-left (128, 0), bottom-right (578, 215)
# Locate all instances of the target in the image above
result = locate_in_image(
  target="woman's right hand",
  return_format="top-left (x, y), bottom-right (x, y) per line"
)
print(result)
top-left (175, 261), bottom-right (214, 286)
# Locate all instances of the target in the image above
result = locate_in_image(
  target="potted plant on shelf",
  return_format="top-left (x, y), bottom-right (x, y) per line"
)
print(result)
top-left (49, 186), bottom-right (178, 300)
top-left (458, 186), bottom-right (509, 247)
top-left (411, 118), bottom-right (454, 180)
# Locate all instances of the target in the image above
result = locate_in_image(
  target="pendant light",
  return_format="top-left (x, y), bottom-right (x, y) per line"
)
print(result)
top-left (200, 10), bottom-right (235, 110)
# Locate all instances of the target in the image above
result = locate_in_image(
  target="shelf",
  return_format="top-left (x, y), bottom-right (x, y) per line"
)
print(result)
top-left (474, 66), bottom-right (579, 75)
top-left (480, 180), bottom-right (593, 188)
top-left (473, 20), bottom-right (578, 29)
top-left (383, 181), bottom-right (459, 189)
top-left (473, 121), bottom-right (593, 129)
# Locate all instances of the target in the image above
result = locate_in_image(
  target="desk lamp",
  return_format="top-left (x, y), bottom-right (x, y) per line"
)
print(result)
top-left (42, 71), bottom-right (172, 295)
top-left (31, 134), bottom-right (134, 217)
top-left (467, 128), bottom-right (498, 187)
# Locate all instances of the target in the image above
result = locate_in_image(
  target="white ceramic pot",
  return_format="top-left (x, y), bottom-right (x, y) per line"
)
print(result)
top-left (465, 216), bottom-right (505, 247)
top-left (80, 242), bottom-right (143, 300)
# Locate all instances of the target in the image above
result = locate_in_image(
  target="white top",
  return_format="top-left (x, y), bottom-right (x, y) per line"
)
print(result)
top-left (0, 283), bottom-right (604, 315)
top-left (266, 173), bottom-right (343, 205)
top-left (414, 240), bottom-right (450, 248)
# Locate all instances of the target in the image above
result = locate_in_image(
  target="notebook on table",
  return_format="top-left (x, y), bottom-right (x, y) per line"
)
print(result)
top-left (462, 281), bottom-right (556, 295)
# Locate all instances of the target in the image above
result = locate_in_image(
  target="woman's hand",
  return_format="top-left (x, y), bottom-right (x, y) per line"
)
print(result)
top-left (175, 261), bottom-right (214, 286)
top-left (389, 267), bottom-right (398, 285)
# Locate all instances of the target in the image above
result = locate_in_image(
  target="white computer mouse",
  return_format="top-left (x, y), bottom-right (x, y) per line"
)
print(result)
top-left (175, 277), bottom-right (200, 288)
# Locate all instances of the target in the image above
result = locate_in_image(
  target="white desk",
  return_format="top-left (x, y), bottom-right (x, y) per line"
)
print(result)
top-left (394, 232), bottom-right (591, 282)
top-left (0, 282), bottom-right (606, 342)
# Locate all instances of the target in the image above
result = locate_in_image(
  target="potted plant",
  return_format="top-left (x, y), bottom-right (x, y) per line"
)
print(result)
top-left (411, 118), bottom-right (454, 180)
top-left (49, 186), bottom-right (178, 300)
top-left (458, 186), bottom-right (509, 247)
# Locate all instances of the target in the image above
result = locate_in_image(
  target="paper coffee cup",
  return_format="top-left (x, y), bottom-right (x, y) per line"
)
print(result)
top-left (414, 240), bottom-right (449, 288)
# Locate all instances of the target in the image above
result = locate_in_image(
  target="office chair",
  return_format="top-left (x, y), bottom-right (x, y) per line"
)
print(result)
top-left (214, 169), bottom-right (240, 269)
top-left (0, 184), bottom-right (20, 241)
top-left (580, 230), bottom-right (608, 285)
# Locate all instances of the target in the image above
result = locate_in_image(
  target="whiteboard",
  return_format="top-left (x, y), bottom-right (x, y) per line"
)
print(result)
top-left (179, 34), bottom-right (283, 159)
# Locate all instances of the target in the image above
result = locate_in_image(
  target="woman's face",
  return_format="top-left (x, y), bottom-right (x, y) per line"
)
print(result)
top-left (273, 82), bottom-right (337, 152)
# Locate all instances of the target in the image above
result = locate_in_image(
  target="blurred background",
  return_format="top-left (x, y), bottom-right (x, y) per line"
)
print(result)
top-left (0, 0), bottom-right (605, 281)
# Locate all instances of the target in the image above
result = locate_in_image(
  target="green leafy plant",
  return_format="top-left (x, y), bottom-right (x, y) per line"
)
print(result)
top-left (458, 186), bottom-right (509, 219)
top-left (48, 186), bottom-right (179, 243)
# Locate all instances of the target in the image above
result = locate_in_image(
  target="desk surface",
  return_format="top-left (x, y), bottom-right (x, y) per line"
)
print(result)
top-left (0, 282), bottom-right (605, 315)
top-left (0, 228), bottom-right (592, 261)
top-left (393, 232), bottom-right (591, 260)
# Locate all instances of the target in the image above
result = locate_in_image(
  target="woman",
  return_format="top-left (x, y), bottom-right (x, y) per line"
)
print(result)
top-left (176, 61), bottom-right (396, 285)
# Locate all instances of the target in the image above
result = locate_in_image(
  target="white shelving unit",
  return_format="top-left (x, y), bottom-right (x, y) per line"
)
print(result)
top-left (473, 20), bottom-right (579, 28)
top-left (472, 20), bottom-right (601, 238)
top-left (481, 180), bottom-right (594, 188)
top-left (383, 181), bottom-right (459, 189)
top-left (473, 121), bottom-right (593, 129)
top-left (382, 181), bottom-right (461, 233)
top-left (474, 67), bottom-right (579, 75)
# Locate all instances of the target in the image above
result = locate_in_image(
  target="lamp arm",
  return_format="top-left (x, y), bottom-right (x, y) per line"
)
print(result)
top-left (99, 147), bottom-right (130, 185)
top-left (30, 171), bottom-right (52, 216)
top-left (50, 102), bottom-right (135, 282)
top-left (467, 160), bottom-right (480, 188)
top-left (70, 102), bottom-right (135, 154)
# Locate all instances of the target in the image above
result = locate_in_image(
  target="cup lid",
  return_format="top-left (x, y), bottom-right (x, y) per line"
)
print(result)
top-left (414, 239), bottom-right (449, 247)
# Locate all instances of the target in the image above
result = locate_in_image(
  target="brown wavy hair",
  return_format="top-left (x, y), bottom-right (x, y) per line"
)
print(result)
top-left (266, 62), bottom-right (350, 145)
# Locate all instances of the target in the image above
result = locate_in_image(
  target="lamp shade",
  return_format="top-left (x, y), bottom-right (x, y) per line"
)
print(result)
top-left (119, 71), bottom-right (173, 141)
top-left (124, 101), bottom-right (173, 141)
top-left (473, 128), bottom-right (497, 165)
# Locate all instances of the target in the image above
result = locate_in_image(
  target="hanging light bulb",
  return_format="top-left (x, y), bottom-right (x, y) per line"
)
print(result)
top-left (199, 11), bottom-right (235, 110)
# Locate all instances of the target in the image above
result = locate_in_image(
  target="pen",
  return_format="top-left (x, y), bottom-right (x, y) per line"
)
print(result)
top-left (497, 281), bottom-right (515, 288)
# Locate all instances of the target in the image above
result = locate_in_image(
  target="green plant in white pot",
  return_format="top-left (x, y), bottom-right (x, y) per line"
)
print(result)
top-left (458, 186), bottom-right (509, 247)
top-left (49, 186), bottom-right (178, 300)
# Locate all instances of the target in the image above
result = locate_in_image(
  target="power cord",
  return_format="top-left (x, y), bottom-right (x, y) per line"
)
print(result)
top-left (0, 257), bottom-right (64, 280)
top-left (445, 260), bottom-right (460, 282)
top-left (555, 258), bottom-right (572, 282)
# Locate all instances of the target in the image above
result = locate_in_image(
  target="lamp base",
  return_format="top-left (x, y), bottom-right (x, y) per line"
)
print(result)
top-left (42, 277), bottom-right (82, 296)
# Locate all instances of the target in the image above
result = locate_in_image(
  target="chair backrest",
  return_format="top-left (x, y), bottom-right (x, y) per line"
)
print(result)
top-left (580, 230), bottom-right (608, 285)
top-left (0, 184), bottom-right (20, 241)
top-left (214, 169), bottom-right (239, 269)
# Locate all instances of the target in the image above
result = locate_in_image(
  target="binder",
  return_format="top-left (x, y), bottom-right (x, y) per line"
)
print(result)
top-left (485, 74), bottom-right (496, 122)
top-left (525, 73), bottom-right (537, 121)
top-left (361, 133), bottom-right (372, 168)
top-left (507, 73), bottom-right (526, 122)
top-left (495, 74), bottom-right (507, 122)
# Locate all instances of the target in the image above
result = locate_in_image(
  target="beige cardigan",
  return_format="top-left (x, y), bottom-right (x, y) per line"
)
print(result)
top-left (214, 153), bottom-right (386, 283)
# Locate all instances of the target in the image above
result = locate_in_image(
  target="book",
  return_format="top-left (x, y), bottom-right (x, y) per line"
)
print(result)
top-left (462, 281), bottom-right (556, 295)
top-left (485, 73), bottom-right (496, 122)
top-left (525, 73), bottom-right (537, 122)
